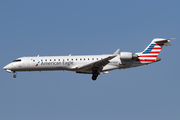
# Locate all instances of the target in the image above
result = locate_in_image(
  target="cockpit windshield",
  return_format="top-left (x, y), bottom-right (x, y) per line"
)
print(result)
top-left (12, 59), bottom-right (21, 62)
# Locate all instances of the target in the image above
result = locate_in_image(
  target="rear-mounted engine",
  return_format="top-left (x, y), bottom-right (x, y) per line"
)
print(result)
top-left (120, 52), bottom-right (138, 60)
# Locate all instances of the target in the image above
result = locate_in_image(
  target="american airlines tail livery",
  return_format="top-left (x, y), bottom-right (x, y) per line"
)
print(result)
top-left (3, 38), bottom-right (174, 80)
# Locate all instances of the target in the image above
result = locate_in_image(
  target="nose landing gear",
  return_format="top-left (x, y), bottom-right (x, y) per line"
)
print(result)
top-left (13, 71), bottom-right (16, 78)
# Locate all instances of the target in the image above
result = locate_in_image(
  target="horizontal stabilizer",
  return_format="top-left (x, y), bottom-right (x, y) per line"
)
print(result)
top-left (164, 42), bottom-right (172, 46)
top-left (153, 38), bottom-right (175, 43)
top-left (152, 38), bottom-right (175, 46)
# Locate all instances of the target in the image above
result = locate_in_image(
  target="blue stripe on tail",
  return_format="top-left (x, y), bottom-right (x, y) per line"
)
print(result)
top-left (143, 44), bottom-right (156, 54)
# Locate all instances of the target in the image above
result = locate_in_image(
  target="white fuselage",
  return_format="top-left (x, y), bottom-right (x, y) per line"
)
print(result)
top-left (3, 54), bottom-right (143, 74)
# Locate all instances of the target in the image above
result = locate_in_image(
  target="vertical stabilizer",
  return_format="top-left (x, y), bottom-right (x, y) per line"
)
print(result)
top-left (135, 38), bottom-right (174, 63)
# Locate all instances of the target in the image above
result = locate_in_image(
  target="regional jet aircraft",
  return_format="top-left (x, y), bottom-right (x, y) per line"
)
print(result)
top-left (3, 38), bottom-right (173, 80)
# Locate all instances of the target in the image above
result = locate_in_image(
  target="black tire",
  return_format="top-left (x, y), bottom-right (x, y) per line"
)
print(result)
top-left (13, 75), bottom-right (16, 78)
top-left (92, 70), bottom-right (99, 80)
top-left (92, 76), bottom-right (97, 80)
top-left (93, 72), bottom-right (98, 77)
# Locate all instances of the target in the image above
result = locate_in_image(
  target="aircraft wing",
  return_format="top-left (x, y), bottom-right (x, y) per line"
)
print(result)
top-left (76, 49), bottom-right (120, 71)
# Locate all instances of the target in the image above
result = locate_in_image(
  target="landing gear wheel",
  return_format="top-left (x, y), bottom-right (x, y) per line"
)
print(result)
top-left (13, 71), bottom-right (16, 78)
top-left (13, 74), bottom-right (16, 78)
top-left (92, 70), bottom-right (99, 81)
top-left (92, 76), bottom-right (97, 81)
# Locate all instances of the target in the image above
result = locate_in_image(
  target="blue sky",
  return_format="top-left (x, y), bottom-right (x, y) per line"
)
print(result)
top-left (0, 0), bottom-right (180, 120)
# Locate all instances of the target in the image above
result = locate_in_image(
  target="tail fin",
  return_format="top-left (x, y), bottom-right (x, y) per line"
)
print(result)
top-left (136, 38), bottom-right (174, 63)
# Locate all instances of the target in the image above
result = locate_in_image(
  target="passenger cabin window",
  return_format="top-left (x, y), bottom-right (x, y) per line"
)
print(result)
top-left (58, 59), bottom-right (60, 61)
top-left (13, 59), bottom-right (21, 62)
top-left (54, 59), bottom-right (56, 61)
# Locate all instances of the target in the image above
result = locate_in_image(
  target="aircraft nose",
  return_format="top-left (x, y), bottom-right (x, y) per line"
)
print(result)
top-left (3, 65), bottom-right (7, 70)
top-left (3, 64), bottom-right (12, 70)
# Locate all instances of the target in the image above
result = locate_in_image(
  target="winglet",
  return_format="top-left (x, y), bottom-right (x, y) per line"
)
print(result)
top-left (113, 49), bottom-right (120, 56)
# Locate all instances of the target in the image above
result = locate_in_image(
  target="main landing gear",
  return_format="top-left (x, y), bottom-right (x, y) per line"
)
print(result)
top-left (92, 70), bottom-right (99, 81)
top-left (13, 71), bottom-right (16, 78)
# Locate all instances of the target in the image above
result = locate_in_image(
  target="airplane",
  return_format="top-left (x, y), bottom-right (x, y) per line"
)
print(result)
top-left (3, 38), bottom-right (174, 80)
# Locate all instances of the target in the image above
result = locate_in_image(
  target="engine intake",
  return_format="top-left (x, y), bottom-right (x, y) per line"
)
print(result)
top-left (120, 52), bottom-right (138, 60)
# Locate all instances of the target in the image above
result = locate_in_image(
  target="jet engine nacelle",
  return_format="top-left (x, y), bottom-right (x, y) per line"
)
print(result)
top-left (120, 52), bottom-right (138, 60)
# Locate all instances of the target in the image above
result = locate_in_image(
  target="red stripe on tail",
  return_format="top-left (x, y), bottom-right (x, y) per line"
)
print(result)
top-left (140, 55), bottom-right (158, 57)
top-left (136, 59), bottom-right (156, 62)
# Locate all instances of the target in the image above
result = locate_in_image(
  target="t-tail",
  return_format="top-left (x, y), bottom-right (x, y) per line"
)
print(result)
top-left (135, 38), bottom-right (174, 64)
